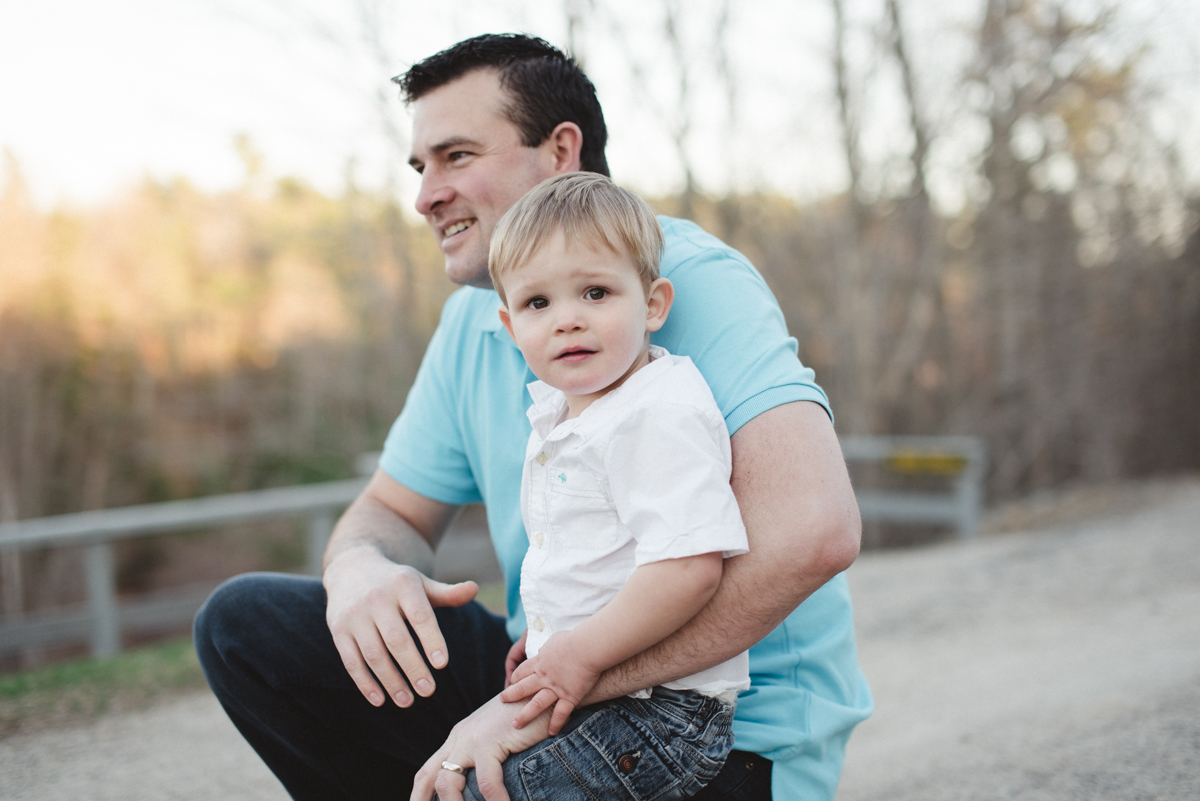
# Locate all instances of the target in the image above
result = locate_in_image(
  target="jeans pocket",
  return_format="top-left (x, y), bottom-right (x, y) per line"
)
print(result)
top-left (515, 707), bottom-right (684, 801)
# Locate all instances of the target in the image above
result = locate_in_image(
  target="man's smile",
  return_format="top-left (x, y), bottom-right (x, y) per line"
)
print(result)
top-left (442, 218), bottom-right (476, 238)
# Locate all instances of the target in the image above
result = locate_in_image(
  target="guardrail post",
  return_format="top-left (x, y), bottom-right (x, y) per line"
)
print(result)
top-left (85, 541), bottom-right (120, 657)
top-left (1, 548), bottom-right (22, 617)
top-left (954, 441), bottom-right (985, 540)
top-left (307, 511), bottom-right (334, 576)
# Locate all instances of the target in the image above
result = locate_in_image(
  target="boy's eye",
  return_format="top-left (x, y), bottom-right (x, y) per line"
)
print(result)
top-left (585, 287), bottom-right (608, 301)
top-left (528, 297), bottom-right (549, 310)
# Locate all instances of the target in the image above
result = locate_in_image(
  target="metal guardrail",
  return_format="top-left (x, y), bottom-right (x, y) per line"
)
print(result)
top-left (0, 479), bottom-right (367, 659)
top-left (0, 437), bottom-right (985, 661)
top-left (841, 436), bottom-right (986, 541)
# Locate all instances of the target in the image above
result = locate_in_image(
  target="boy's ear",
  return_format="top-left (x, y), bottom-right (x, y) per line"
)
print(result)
top-left (498, 306), bottom-right (517, 342)
top-left (644, 278), bottom-right (674, 333)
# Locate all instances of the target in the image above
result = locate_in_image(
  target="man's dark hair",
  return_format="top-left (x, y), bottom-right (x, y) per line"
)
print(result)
top-left (394, 34), bottom-right (609, 177)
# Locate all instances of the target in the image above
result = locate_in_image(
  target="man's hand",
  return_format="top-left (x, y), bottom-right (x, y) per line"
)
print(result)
top-left (325, 545), bottom-right (477, 707)
top-left (321, 470), bottom-right (474, 707)
top-left (499, 630), bottom-right (602, 734)
top-left (410, 693), bottom-right (553, 801)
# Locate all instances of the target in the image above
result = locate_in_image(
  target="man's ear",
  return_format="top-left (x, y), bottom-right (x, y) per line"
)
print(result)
top-left (498, 306), bottom-right (517, 342)
top-left (644, 278), bottom-right (674, 333)
top-left (546, 122), bottom-right (583, 174)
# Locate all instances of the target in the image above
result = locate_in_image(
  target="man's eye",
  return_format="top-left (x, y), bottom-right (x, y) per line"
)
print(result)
top-left (585, 287), bottom-right (608, 301)
top-left (528, 298), bottom-right (549, 310)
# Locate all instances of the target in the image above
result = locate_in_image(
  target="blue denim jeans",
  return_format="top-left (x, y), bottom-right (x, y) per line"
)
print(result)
top-left (194, 573), bottom-right (771, 800)
top-left (462, 687), bottom-right (736, 801)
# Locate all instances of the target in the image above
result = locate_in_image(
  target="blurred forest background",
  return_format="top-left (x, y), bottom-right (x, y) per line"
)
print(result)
top-left (1, 0), bottom-right (1198, 639)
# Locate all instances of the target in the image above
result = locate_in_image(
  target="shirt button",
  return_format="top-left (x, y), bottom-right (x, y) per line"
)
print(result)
top-left (535, 452), bottom-right (548, 465)
top-left (531, 618), bottom-right (544, 632)
top-left (535, 531), bottom-right (545, 546)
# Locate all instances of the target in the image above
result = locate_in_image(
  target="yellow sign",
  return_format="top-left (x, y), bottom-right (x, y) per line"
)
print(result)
top-left (886, 451), bottom-right (968, 476)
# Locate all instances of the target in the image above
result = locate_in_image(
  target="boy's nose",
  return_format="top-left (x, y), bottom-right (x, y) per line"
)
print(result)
top-left (554, 305), bottom-right (585, 332)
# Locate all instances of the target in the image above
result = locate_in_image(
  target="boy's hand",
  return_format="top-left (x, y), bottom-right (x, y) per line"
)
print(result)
top-left (498, 630), bottom-right (602, 735)
top-left (503, 629), bottom-right (528, 689)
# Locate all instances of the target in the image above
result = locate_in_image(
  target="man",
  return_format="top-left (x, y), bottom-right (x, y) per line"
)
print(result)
top-left (195, 34), bottom-right (872, 801)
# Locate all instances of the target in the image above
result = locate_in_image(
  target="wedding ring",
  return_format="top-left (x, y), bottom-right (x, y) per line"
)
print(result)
top-left (441, 761), bottom-right (466, 775)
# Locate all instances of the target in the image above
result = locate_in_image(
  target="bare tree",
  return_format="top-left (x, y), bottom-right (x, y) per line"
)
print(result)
top-left (875, 0), bottom-right (943, 405)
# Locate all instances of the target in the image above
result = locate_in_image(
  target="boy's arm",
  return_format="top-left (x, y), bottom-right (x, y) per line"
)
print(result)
top-left (501, 551), bottom-right (723, 732)
top-left (582, 400), bottom-right (861, 704)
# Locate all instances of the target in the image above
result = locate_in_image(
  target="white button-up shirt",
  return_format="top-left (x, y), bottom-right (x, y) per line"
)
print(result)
top-left (519, 346), bottom-right (750, 697)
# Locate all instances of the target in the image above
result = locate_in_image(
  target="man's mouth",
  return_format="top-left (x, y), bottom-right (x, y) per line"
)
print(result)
top-left (443, 219), bottom-right (476, 238)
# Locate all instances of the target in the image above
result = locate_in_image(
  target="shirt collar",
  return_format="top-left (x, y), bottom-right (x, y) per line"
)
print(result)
top-left (467, 287), bottom-right (508, 335)
top-left (524, 345), bottom-right (676, 441)
top-left (465, 287), bottom-right (523, 350)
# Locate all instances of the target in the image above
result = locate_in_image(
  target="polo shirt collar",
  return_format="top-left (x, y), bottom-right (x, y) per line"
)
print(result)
top-left (468, 287), bottom-right (511, 340)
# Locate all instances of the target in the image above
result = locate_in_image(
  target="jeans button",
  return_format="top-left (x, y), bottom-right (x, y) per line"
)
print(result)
top-left (618, 752), bottom-right (640, 774)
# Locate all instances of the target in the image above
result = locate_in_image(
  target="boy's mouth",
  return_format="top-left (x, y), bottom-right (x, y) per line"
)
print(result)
top-left (556, 348), bottom-right (596, 362)
top-left (443, 219), bottom-right (476, 238)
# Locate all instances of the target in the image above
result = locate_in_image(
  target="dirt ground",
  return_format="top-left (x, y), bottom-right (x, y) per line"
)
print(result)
top-left (1, 478), bottom-right (1197, 800)
top-left (839, 476), bottom-right (1200, 800)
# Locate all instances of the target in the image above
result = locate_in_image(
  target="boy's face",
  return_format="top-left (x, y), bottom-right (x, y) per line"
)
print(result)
top-left (498, 232), bottom-right (673, 416)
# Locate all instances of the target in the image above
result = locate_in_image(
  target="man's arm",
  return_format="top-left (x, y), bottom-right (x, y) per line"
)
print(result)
top-left (323, 469), bottom-right (479, 708)
top-left (583, 400), bottom-right (861, 703)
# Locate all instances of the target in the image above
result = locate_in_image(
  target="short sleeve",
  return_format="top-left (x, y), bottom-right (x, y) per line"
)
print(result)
top-left (605, 402), bottom-right (748, 566)
top-left (653, 218), bottom-right (831, 434)
top-left (379, 293), bottom-right (482, 505)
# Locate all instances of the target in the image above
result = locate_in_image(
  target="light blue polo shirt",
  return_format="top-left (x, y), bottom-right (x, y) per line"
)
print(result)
top-left (381, 216), bottom-right (873, 799)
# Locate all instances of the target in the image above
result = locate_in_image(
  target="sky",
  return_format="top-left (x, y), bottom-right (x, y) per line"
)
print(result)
top-left (4, 0), bottom-right (813, 210)
top-left (1, 0), bottom-right (1197, 215)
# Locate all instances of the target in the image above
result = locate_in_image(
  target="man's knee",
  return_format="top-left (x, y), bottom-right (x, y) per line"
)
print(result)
top-left (193, 572), bottom-right (326, 675)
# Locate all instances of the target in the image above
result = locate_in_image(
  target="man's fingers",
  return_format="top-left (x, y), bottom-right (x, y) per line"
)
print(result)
top-left (512, 688), bottom-right (557, 729)
top-left (424, 577), bottom-right (479, 609)
top-left (548, 698), bottom-right (575, 736)
top-left (350, 617), bottom-right (422, 706)
top-left (400, 577), bottom-right (474, 676)
top-left (432, 768), bottom-right (467, 801)
top-left (409, 736), bottom-right (455, 801)
top-left (331, 631), bottom-right (407, 707)
top-left (473, 756), bottom-right (512, 801)
top-left (409, 760), bottom-right (438, 801)
top-left (391, 579), bottom-right (449, 677)
top-left (377, 617), bottom-right (439, 699)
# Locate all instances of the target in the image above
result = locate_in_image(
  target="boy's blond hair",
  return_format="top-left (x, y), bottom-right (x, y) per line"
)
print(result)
top-left (488, 172), bottom-right (663, 304)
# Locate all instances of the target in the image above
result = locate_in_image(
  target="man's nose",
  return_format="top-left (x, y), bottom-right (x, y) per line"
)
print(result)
top-left (414, 167), bottom-right (453, 217)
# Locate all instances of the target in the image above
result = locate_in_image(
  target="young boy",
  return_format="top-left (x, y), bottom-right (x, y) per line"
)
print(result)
top-left (451, 172), bottom-right (750, 800)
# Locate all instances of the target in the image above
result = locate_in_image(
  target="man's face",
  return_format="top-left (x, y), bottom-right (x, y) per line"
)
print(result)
top-left (409, 70), bottom-right (563, 287)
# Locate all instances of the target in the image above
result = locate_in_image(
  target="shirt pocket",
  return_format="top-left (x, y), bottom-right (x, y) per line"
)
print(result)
top-left (548, 476), bottom-right (619, 550)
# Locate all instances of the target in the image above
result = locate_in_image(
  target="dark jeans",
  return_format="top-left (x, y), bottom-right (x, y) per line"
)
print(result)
top-left (464, 687), bottom-right (734, 801)
top-left (193, 572), bottom-right (772, 800)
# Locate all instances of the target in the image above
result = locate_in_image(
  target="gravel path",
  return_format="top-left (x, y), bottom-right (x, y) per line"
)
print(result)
top-left (2, 481), bottom-right (1197, 800)
top-left (840, 478), bottom-right (1200, 800)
